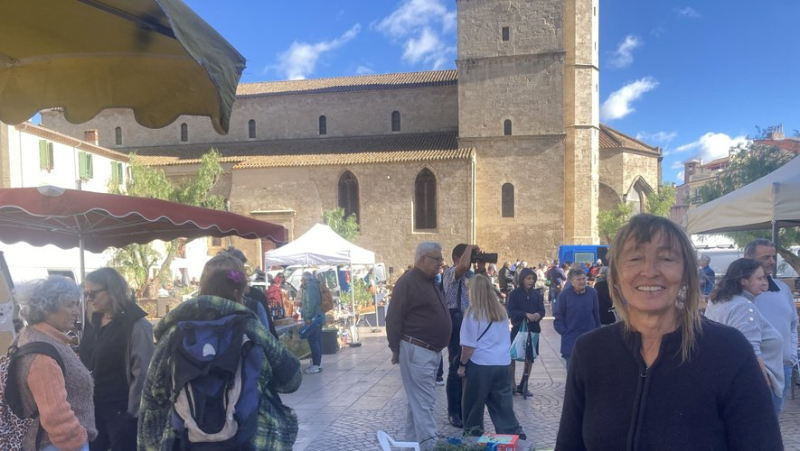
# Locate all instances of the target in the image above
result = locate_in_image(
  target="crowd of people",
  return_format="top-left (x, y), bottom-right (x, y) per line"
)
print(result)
top-left (6, 215), bottom-right (795, 450)
top-left (387, 214), bottom-right (790, 450)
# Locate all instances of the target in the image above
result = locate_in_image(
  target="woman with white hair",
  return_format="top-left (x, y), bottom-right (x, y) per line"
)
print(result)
top-left (10, 276), bottom-right (97, 450)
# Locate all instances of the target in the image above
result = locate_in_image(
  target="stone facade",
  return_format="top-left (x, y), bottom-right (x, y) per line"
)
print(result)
top-left (40, 0), bottom-right (661, 272)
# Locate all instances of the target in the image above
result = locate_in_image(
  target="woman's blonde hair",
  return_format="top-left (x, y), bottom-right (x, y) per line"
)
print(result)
top-left (465, 274), bottom-right (507, 323)
top-left (607, 214), bottom-right (702, 363)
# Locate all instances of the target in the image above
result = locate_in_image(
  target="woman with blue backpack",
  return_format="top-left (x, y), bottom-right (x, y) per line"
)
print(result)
top-left (138, 254), bottom-right (302, 451)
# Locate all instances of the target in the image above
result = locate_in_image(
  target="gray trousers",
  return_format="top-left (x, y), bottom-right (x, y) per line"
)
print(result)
top-left (461, 362), bottom-right (523, 436)
top-left (399, 340), bottom-right (440, 448)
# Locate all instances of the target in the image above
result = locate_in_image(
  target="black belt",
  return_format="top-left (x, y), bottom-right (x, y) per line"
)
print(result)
top-left (401, 335), bottom-right (442, 352)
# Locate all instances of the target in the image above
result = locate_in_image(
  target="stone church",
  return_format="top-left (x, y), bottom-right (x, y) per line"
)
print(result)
top-left (41, 0), bottom-right (662, 271)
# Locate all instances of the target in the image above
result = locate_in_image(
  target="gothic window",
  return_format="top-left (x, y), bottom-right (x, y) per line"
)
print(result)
top-left (502, 183), bottom-right (515, 217)
top-left (391, 111), bottom-right (401, 132)
top-left (115, 126), bottom-right (122, 145)
top-left (502, 27), bottom-right (510, 41)
top-left (504, 119), bottom-right (512, 136)
top-left (180, 123), bottom-right (188, 142)
top-left (248, 119), bottom-right (256, 139)
top-left (338, 171), bottom-right (360, 223)
top-left (414, 168), bottom-right (437, 230)
top-left (319, 115), bottom-right (327, 135)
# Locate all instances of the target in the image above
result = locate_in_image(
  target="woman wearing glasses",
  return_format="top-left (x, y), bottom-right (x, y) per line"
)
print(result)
top-left (78, 268), bottom-right (154, 451)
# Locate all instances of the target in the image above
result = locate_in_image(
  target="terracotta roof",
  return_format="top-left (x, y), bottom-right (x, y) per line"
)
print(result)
top-left (126, 131), bottom-right (459, 159)
top-left (128, 131), bottom-right (471, 168)
top-left (233, 148), bottom-right (473, 168)
top-left (14, 122), bottom-right (129, 162)
top-left (236, 70), bottom-right (458, 97)
top-left (599, 124), bottom-right (660, 155)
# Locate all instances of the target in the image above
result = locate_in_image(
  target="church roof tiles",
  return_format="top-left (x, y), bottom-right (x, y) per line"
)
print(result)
top-left (599, 124), bottom-right (661, 155)
top-left (130, 131), bottom-right (472, 168)
top-left (237, 70), bottom-right (458, 97)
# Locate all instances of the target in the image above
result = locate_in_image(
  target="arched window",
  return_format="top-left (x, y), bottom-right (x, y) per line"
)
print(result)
top-left (114, 126), bottom-right (122, 145)
top-left (391, 111), bottom-right (401, 132)
top-left (502, 183), bottom-right (515, 217)
top-left (319, 115), bottom-right (327, 135)
top-left (504, 119), bottom-right (512, 136)
top-left (414, 168), bottom-right (437, 230)
top-left (248, 119), bottom-right (256, 139)
top-left (180, 123), bottom-right (188, 142)
top-left (338, 171), bottom-right (359, 223)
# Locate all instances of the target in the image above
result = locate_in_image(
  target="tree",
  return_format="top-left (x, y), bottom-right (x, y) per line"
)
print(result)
top-left (109, 150), bottom-right (225, 297)
top-left (322, 207), bottom-right (360, 242)
top-left (646, 184), bottom-right (677, 218)
top-left (598, 201), bottom-right (633, 244)
top-left (697, 142), bottom-right (799, 274)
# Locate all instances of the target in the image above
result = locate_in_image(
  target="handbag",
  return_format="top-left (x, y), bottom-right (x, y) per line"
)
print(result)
top-left (509, 321), bottom-right (528, 361)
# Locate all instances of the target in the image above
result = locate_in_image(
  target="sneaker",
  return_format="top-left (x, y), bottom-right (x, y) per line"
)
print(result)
top-left (436, 378), bottom-right (445, 386)
top-left (305, 365), bottom-right (322, 374)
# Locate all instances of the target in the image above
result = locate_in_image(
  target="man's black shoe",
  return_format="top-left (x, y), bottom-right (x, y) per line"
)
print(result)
top-left (448, 415), bottom-right (463, 428)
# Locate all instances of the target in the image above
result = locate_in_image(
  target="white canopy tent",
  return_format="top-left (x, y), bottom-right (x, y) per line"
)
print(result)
top-left (687, 156), bottom-right (800, 240)
top-left (264, 223), bottom-right (375, 266)
top-left (264, 223), bottom-right (376, 344)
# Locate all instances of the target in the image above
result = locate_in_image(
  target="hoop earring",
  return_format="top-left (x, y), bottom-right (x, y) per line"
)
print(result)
top-left (676, 286), bottom-right (687, 309)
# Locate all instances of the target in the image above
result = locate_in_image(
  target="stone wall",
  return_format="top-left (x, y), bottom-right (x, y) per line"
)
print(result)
top-left (40, 85), bottom-right (458, 149)
top-left (466, 135), bottom-right (565, 264)
top-left (219, 159), bottom-right (473, 274)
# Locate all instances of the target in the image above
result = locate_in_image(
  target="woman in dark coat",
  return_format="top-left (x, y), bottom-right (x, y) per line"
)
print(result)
top-left (506, 267), bottom-right (545, 397)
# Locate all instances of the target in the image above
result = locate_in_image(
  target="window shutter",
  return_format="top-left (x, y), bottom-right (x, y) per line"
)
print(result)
top-left (48, 143), bottom-right (54, 169)
top-left (87, 154), bottom-right (94, 178)
top-left (39, 140), bottom-right (48, 169)
top-left (110, 162), bottom-right (119, 184)
top-left (117, 162), bottom-right (124, 184)
top-left (79, 152), bottom-right (87, 178)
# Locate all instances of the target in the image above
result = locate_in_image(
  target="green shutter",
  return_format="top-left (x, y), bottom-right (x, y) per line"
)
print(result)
top-left (117, 162), bottom-right (124, 183)
top-left (110, 161), bottom-right (119, 184)
top-left (48, 143), bottom-right (54, 170)
top-left (39, 140), bottom-right (47, 169)
top-left (79, 152), bottom-right (87, 179)
top-left (87, 154), bottom-right (93, 179)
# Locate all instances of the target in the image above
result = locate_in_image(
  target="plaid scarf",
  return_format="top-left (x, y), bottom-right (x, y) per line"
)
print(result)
top-left (138, 295), bottom-right (302, 450)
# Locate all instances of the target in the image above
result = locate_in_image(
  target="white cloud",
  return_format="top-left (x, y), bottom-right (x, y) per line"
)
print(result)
top-left (650, 26), bottom-right (666, 37)
top-left (608, 35), bottom-right (642, 69)
top-left (636, 131), bottom-right (677, 144)
top-left (675, 7), bottom-right (701, 19)
top-left (675, 132), bottom-right (749, 161)
top-left (274, 24), bottom-right (361, 80)
top-left (355, 65), bottom-right (375, 75)
top-left (676, 171), bottom-right (685, 182)
top-left (374, 0), bottom-right (456, 68)
top-left (671, 160), bottom-right (685, 170)
top-left (600, 77), bottom-right (659, 121)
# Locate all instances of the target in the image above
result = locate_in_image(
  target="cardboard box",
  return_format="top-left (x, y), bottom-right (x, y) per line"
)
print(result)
top-left (476, 433), bottom-right (519, 450)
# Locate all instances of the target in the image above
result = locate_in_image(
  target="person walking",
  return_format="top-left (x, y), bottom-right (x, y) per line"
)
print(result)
top-left (594, 267), bottom-right (616, 325)
top-left (301, 271), bottom-right (325, 374)
top-left (11, 276), bottom-right (97, 451)
top-left (746, 238), bottom-right (798, 415)
top-left (698, 254), bottom-right (715, 297)
top-left (79, 268), bottom-right (153, 451)
top-left (443, 243), bottom-right (477, 429)
top-left (506, 267), bottom-right (545, 396)
top-left (553, 267), bottom-right (600, 367)
top-left (457, 274), bottom-right (526, 439)
top-left (385, 242), bottom-right (451, 450)
top-left (705, 258), bottom-right (785, 415)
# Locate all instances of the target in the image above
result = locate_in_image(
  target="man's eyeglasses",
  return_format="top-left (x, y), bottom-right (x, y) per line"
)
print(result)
top-left (424, 255), bottom-right (445, 264)
top-left (85, 288), bottom-right (107, 300)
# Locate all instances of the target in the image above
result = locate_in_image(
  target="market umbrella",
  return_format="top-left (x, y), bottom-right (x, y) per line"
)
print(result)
top-left (0, 186), bottom-right (286, 275)
top-left (0, 0), bottom-right (245, 134)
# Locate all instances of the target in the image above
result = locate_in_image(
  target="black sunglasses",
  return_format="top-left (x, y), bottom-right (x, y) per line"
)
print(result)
top-left (85, 288), bottom-right (107, 300)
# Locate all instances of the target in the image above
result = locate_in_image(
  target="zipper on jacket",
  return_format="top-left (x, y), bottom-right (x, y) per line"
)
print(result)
top-left (628, 366), bottom-right (651, 451)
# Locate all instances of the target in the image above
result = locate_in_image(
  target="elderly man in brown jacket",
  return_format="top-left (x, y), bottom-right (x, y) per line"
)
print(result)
top-left (386, 242), bottom-right (452, 449)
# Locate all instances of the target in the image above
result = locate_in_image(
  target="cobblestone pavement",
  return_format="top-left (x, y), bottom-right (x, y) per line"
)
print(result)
top-left (284, 315), bottom-right (800, 450)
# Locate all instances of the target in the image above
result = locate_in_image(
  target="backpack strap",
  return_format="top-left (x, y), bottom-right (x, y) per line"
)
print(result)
top-left (476, 322), bottom-right (492, 342)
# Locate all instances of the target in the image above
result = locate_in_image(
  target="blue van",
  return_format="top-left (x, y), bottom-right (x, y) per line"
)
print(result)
top-left (558, 245), bottom-right (609, 267)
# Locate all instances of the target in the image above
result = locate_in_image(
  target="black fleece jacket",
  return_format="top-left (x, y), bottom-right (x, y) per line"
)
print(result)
top-left (556, 319), bottom-right (782, 451)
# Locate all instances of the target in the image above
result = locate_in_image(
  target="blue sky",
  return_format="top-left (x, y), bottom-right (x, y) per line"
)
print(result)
top-left (184, 0), bottom-right (800, 185)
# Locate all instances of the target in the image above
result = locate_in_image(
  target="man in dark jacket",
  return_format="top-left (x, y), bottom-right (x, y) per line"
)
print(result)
top-left (554, 268), bottom-right (600, 367)
top-left (498, 261), bottom-right (514, 294)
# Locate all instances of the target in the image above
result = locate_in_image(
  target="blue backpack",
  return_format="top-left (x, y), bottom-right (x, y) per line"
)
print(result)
top-left (170, 314), bottom-right (264, 450)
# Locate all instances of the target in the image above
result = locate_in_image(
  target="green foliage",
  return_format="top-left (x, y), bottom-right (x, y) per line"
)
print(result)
top-left (646, 183), bottom-right (677, 218)
top-left (598, 202), bottom-right (633, 244)
top-left (696, 142), bottom-right (799, 273)
top-left (322, 207), bottom-right (360, 242)
top-left (107, 150), bottom-right (225, 296)
top-left (350, 280), bottom-right (373, 308)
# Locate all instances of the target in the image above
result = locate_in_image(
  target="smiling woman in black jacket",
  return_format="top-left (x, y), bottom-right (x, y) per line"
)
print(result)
top-left (555, 215), bottom-right (782, 451)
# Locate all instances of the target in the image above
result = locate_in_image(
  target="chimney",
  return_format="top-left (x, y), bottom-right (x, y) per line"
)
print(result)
top-left (84, 129), bottom-right (99, 145)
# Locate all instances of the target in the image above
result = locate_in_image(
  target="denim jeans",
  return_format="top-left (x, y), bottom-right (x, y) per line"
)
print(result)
top-left (306, 323), bottom-right (322, 366)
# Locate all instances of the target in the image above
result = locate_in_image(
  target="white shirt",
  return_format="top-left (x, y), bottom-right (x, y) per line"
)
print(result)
top-left (459, 313), bottom-right (511, 366)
